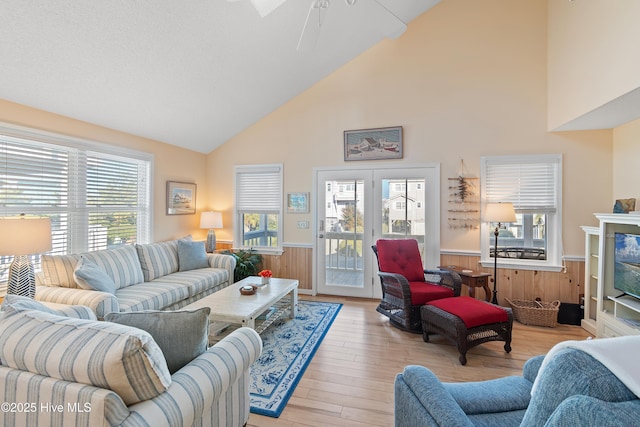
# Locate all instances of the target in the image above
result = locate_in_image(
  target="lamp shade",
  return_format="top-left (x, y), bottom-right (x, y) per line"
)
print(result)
top-left (0, 216), bottom-right (52, 256)
top-left (484, 202), bottom-right (516, 223)
top-left (200, 211), bottom-right (223, 229)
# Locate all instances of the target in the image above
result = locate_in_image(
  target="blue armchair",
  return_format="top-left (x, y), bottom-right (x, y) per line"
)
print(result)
top-left (395, 346), bottom-right (640, 426)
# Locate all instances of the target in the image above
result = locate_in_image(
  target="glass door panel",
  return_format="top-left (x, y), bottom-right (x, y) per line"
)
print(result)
top-left (316, 170), bottom-right (372, 298)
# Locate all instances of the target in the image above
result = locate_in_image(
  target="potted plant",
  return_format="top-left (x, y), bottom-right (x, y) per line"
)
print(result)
top-left (231, 249), bottom-right (263, 282)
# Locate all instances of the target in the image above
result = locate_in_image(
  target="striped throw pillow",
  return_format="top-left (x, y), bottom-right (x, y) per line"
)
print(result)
top-left (135, 240), bottom-right (180, 281)
top-left (0, 307), bottom-right (171, 405)
top-left (40, 254), bottom-right (82, 288)
top-left (2, 294), bottom-right (97, 320)
top-left (83, 245), bottom-right (144, 289)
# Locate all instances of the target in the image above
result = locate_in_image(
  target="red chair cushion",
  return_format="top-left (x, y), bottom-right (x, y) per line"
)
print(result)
top-left (376, 239), bottom-right (425, 282)
top-left (428, 296), bottom-right (508, 328)
top-left (409, 282), bottom-right (455, 305)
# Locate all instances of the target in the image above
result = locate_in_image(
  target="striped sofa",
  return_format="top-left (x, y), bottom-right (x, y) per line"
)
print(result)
top-left (34, 238), bottom-right (236, 319)
top-left (0, 299), bottom-right (263, 427)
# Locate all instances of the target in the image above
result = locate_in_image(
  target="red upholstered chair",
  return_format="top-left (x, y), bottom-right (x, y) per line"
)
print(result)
top-left (372, 239), bottom-right (461, 333)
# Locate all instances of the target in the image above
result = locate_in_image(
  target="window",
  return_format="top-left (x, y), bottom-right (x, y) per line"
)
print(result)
top-left (480, 154), bottom-right (563, 271)
top-left (0, 123), bottom-right (152, 283)
top-left (383, 178), bottom-right (427, 239)
top-left (234, 164), bottom-right (282, 253)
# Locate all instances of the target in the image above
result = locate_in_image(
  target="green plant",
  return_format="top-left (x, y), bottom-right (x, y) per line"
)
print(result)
top-left (232, 249), bottom-right (263, 282)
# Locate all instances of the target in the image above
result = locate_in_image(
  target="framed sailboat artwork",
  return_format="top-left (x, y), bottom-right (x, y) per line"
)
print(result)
top-left (343, 126), bottom-right (403, 161)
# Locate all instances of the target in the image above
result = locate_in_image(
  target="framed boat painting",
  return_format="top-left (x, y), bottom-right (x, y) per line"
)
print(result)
top-left (344, 126), bottom-right (403, 161)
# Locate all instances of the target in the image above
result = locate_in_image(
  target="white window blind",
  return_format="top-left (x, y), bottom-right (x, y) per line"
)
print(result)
top-left (0, 124), bottom-right (152, 283)
top-left (235, 165), bottom-right (282, 213)
top-left (234, 164), bottom-right (283, 251)
top-left (484, 156), bottom-right (559, 213)
top-left (85, 151), bottom-right (150, 250)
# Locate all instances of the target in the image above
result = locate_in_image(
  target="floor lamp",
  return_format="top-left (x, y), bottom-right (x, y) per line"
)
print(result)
top-left (200, 211), bottom-right (223, 253)
top-left (484, 203), bottom-right (516, 305)
top-left (0, 215), bottom-right (52, 298)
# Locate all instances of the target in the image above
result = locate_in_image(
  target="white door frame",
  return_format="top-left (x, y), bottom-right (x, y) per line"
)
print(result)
top-left (312, 163), bottom-right (440, 297)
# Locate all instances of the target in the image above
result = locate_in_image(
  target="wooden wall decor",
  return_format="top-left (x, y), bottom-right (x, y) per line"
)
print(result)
top-left (448, 160), bottom-right (480, 229)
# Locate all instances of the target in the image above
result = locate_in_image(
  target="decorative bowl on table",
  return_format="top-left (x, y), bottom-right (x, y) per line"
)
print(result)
top-left (239, 284), bottom-right (257, 295)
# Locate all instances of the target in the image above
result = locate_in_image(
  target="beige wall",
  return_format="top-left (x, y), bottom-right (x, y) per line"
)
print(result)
top-left (0, 99), bottom-right (210, 242)
top-left (547, 0), bottom-right (640, 130)
top-left (208, 0), bottom-right (612, 257)
top-left (613, 117), bottom-right (640, 203)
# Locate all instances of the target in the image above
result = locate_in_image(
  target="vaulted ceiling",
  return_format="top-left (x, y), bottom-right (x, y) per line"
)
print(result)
top-left (0, 0), bottom-right (440, 153)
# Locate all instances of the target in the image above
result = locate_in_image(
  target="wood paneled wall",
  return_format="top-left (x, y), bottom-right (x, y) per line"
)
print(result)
top-left (440, 254), bottom-right (585, 305)
top-left (262, 246), bottom-right (313, 292)
top-left (216, 242), bottom-right (313, 292)
top-left (216, 243), bottom-right (584, 303)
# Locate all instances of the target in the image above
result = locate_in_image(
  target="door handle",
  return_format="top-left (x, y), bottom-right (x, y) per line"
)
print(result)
top-left (318, 234), bottom-right (324, 238)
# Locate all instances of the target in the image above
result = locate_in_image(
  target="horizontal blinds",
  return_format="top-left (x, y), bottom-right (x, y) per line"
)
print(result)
top-left (236, 165), bottom-right (282, 213)
top-left (0, 136), bottom-right (70, 257)
top-left (0, 136), bottom-right (69, 209)
top-left (484, 158), bottom-right (559, 213)
top-left (86, 151), bottom-right (149, 249)
top-left (0, 127), bottom-right (152, 284)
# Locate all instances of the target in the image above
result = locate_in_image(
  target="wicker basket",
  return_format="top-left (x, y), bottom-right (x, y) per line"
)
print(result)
top-left (505, 298), bottom-right (561, 328)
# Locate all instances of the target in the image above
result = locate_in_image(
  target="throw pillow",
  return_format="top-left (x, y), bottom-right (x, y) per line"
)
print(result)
top-left (0, 308), bottom-right (171, 405)
top-left (177, 239), bottom-right (209, 272)
top-left (1, 294), bottom-right (97, 320)
top-left (105, 307), bottom-right (211, 374)
top-left (74, 256), bottom-right (117, 293)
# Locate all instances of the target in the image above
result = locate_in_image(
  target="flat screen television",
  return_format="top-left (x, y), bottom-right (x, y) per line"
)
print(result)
top-left (614, 232), bottom-right (640, 300)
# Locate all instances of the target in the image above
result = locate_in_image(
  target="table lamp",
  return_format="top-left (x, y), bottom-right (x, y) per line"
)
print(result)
top-left (484, 202), bottom-right (516, 305)
top-left (0, 215), bottom-right (52, 298)
top-left (200, 211), bottom-right (223, 253)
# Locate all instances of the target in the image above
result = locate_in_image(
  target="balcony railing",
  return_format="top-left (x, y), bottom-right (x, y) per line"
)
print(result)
top-left (324, 232), bottom-right (425, 276)
top-left (325, 232), bottom-right (364, 272)
top-left (243, 229), bottom-right (278, 247)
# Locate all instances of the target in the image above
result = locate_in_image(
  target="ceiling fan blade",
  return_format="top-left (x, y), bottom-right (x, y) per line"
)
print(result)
top-left (297, 0), bottom-right (330, 52)
top-left (372, 0), bottom-right (407, 39)
top-left (249, 0), bottom-right (288, 18)
top-left (226, 0), bottom-right (287, 18)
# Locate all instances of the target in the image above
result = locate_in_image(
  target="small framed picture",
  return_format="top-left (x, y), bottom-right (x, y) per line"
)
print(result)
top-left (166, 181), bottom-right (197, 215)
top-left (344, 126), bottom-right (403, 161)
top-left (287, 192), bottom-right (309, 213)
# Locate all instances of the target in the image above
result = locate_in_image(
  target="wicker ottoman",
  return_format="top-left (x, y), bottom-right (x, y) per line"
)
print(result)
top-left (420, 296), bottom-right (513, 365)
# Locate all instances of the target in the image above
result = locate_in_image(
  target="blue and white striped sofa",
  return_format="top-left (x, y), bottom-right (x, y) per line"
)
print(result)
top-left (0, 299), bottom-right (263, 427)
top-left (34, 238), bottom-right (236, 319)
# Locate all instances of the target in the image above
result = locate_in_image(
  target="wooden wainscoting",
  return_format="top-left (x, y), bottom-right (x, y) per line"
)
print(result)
top-left (215, 243), bottom-right (313, 291)
top-left (440, 254), bottom-right (585, 305)
top-left (216, 243), bottom-right (583, 303)
top-left (262, 246), bottom-right (313, 292)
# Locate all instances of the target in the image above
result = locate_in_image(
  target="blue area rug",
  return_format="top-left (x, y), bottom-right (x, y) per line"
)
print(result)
top-left (250, 300), bottom-right (342, 418)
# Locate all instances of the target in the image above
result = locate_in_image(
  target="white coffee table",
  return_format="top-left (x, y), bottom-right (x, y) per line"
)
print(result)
top-left (183, 276), bottom-right (299, 332)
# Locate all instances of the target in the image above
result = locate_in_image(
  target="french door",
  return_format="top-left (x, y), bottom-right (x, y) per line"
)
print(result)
top-left (314, 164), bottom-right (440, 298)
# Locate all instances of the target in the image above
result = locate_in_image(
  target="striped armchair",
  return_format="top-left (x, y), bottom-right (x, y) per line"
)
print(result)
top-left (0, 302), bottom-right (262, 427)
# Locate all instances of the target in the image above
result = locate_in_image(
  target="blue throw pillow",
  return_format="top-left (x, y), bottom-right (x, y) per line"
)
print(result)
top-left (177, 239), bottom-right (209, 271)
top-left (73, 256), bottom-right (117, 293)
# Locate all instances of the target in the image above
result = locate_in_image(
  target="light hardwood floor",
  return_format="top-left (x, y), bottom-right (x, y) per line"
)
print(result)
top-left (247, 295), bottom-right (592, 427)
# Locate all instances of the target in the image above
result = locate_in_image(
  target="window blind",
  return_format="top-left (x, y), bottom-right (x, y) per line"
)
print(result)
top-left (484, 157), bottom-right (559, 213)
top-left (235, 165), bottom-right (282, 213)
top-left (0, 125), bottom-right (151, 283)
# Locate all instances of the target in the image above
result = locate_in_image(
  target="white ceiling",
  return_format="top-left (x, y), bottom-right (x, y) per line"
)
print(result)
top-left (0, 0), bottom-right (440, 154)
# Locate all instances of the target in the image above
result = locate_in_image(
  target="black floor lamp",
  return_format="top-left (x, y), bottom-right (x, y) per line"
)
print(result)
top-left (484, 202), bottom-right (516, 305)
